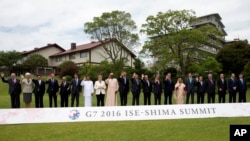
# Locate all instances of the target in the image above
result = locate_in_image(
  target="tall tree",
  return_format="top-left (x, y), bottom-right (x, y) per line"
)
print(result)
top-left (216, 40), bottom-right (250, 75)
top-left (0, 50), bottom-right (22, 73)
top-left (58, 61), bottom-right (79, 77)
top-left (84, 10), bottom-right (139, 63)
top-left (22, 54), bottom-right (48, 70)
top-left (140, 10), bottom-right (224, 76)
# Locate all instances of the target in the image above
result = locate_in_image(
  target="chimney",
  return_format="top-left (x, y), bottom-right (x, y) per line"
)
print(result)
top-left (71, 43), bottom-right (76, 50)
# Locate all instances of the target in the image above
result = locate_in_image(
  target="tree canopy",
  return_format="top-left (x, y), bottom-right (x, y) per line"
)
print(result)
top-left (0, 50), bottom-right (22, 72)
top-left (22, 54), bottom-right (48, 70)
top-left (216, 40), bottom-right (250, 75)
top-left (84, 10), bottom-right (139, 63)
top-left (58, 61), bottom-right (79, 77)
top-left (140, 10), bottom-right (224, 76)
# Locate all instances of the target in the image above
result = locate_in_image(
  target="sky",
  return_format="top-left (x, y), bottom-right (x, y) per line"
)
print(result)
top-left (0, 0), bottom-right (249, 52)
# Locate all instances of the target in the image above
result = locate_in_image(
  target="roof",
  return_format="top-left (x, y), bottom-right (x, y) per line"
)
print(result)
top-left (50, 39), bottom-right (136, 57)
top-left (22, 43), bottom-right (65, 55)
top-left (196, 13), bottom-right (222, 20)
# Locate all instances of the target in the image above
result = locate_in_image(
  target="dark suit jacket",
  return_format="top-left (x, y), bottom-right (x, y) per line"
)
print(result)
top-left (1, 77), bottom-right (21, 95)
top-left (60, 81), bottom-right (71, 95)
top-left (196, 81), bottom-right (206, 94)
top-left (185, 78), bottom-right (196, 93)
top-left (152, 80), bottom-right (162, 94)
top-left (70, 79), bottom-right (82, 94)
top-left (131, 78), bottom-right (140, 94)
top-left (118, 77), bottom-right (130, 93)
top-left (141, 79), bottom-right (152, 93)
top-left (163, 79), bottom-right (174, 94)
top-left (46, 79), bottom-right (59, 94)
top-left (205, 79), bottom-right (216, 95)
top-left (32, 79), bottom-right (45, 95)
top-left (238, 79), bottom-right (247, 93)
top-left (217, 79), bottom-right (227, 93)
top-left (228, 78), bottom-right (237, 93)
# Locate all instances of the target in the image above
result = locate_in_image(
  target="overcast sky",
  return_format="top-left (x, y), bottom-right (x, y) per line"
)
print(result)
top-left (0, 0), bottom-right (249, 52)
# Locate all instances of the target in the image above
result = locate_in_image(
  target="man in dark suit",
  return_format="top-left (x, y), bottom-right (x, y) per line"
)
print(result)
top-left (196, 76), bottom-right (206, 104)
top-left (70, 73), bottom-right (82, 107)
top-left (32, 75), bottom-right (45, 108)
top-left (60, 76), bottom-right (71, 107)
top-left (141, 74), bottom-right (152, 105)
top-left (185, 73), bottom-right (196, 104)
top-left (118, 71), bottom-right (129, 106)
top-left (46, 73), bottom-right (59, 107)
top-left (217, 73), bottom-right (227, 103)
top-left (228, 73), bottom-right (237, 103)
top-left (238, 74), bottom-right (247, 103)
top-left (1, 72), bottom-right (21, 108)
top-left (131, 73), bottom-right (140, 105)
top-left (152, 74), bottom-right (162, 105)
top-left (163, 73), bottom-right (174, 105)
top-left (205, 73), bottom-right (216, 103)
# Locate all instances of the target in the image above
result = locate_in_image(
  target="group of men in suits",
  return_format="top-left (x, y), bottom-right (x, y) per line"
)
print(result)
top-left (1, 72), bottom-right (83, 108)
top-left (194, 73), bottom-right (247, 104)
top-left (117, 72), bottom-right (175, 106)
top-left (117, 71), bottom-right (248, 106)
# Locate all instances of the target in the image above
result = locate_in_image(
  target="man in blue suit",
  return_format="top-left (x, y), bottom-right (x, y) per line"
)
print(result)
top-left (70, 73), bottom-right (82, 107)
top-left (238, 74), bottom-right (247, 103)
top-left (163, 73), bottom-right (174, 105)
top-left (228, 73), bottom-right (237, 103)
top-left (185, 73), bottom-right (196, 104)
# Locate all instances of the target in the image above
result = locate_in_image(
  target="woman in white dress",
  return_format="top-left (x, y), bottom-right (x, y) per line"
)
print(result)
top-left (81, 76), bottom-right (94, 107)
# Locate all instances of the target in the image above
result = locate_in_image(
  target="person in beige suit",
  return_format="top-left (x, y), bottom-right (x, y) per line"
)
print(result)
top-left (94, 75), bottom-right (106, 106)
top-left (105, 73), bottom-right (119, 106)
top-left (21, 72), bottom-right (34, 108)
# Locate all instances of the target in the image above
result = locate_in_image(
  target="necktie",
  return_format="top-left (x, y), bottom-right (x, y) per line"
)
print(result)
top-left (124, 77), bottom-right (126, 84)
top-left (241, 79), bottom-right (243, 84)
top-left (76, 79), bottom-right (78, 84)
top-left (147, 80), bottom-right (149, 86)
top-left (210, 79), bottom-right (213, 85)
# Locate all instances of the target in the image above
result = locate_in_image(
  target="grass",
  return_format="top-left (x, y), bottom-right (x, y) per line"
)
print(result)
top-left (0, 77), bottom-right (250, 141)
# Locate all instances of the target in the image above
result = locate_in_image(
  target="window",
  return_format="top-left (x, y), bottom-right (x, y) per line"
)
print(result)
top-left (55, 57), bottom-right (62, 62)
top-left (80, 51), bottom-right (88, 58)
top-left (69, 53), bottom-right (76, 60)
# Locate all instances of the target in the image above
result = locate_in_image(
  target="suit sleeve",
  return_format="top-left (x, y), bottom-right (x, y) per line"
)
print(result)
top-left (1, 77), bottom-right (8, 83)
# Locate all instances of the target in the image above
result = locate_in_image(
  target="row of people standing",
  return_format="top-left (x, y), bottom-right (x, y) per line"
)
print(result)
top-left (117, 72), bottom-right (175, 106)
top-left (183, 73), bottom-right (247, 104)
top-left (117, 71), bottom-right (248, 106)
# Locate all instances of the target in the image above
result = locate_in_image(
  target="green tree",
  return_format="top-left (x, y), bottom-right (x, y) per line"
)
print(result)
top-left (0, 50), bottom-right (22, 73)
top-left (140, 10), bottom-right (224, 76)
top-left (216, 40), bottom-right (250, 75)
top-left (22, 54), bottom-right (48, 70)
top-left (58, 61), bottom-right (79, 77)
top-left (133, 58), bottom-right (146, 75)
top-left (243, 61), bottom-right (250, 81)
top-left (188, 57), bottom-right (222, 76)
top-left (84, 10), bottom-right (139, 63)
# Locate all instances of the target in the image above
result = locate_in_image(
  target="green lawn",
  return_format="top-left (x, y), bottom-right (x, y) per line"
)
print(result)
top-left (0, 78), bottom-right (250, 141)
